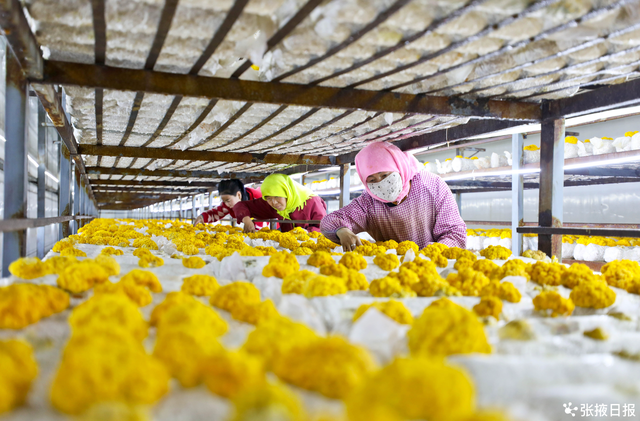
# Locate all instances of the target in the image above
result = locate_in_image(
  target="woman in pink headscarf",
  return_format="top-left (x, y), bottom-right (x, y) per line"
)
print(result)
top-left (320, 142), bottom-right (466, 251)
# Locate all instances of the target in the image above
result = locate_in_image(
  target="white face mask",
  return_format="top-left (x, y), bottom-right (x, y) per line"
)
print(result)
top-left (367, 172), bottom-right (403, 202)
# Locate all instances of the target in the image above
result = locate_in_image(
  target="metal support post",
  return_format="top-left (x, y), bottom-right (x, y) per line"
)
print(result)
top-left (37, 102), bottom-right (46, 258)
top-left (511, 134), bottom-right (524, 257)
top-left (538, 118), bottom-right (565, 258)
top-left (2, 48), bottom-right (28, 276)
top-left (59, 143), bottom-right (71, 239)
top-left (339, 164), bottom-right (351, 208)
top-left (78, 178), bottom-right (84, 229)
top-left (455, 148), bottom-right (462, 213)
top-left (192, 195), bottom-right (196, 221)
top-left (73, 168), bottom-right (80, 234)
top-left (209, 192), bottom-right (213, 209)
top-left (179, 197), bottom-right (183, 221)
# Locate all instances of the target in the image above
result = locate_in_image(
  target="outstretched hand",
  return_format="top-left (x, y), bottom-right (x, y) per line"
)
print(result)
top-left (336, 228), bottom-right (362, 252)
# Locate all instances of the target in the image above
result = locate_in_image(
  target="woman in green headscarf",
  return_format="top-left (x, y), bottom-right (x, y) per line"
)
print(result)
top-left (232, 174), bottom-right (327, 233)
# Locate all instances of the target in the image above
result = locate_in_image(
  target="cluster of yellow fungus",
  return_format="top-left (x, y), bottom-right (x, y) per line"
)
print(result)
top-left (57, 261), bottom-right (110, 293)
top-left (121, 269), bottom-right (162, 293)
top-left (601, 260), bottom-right (640, 290)
top-left (370, 275), bottom-right (417, 298)
top-left (132, 237), bottom-right (158, 250)
top-left (201, 350), bottom-right (266, 399)
top-left (0, 283), bottom-right (69, 329)
top-left (353, 300), bottom-right (413, 324)
top-left (480, 281), bottom-right (521, 303)
top-left (52, 294), bottom-right (169, 414)
top-left (59, 247), bottom-right (87, 257)
top-left (0, 339), bottom-right (38, 415)
top-left (354, 241), bottom-right (387, 256)
top-left (182, 256), bottom-right (207, 268)
top-left (491, 258), bottom-right (530, 280)
top-left (473, 296), bottom-right (503, 319)
top-left (319, 263), bottom-right (369, 291)
top-left (70, 293), bottom-right (148, 340)
top-left (149, 291), bottom-right (194, 327)
top-left (181, 274), bottom-right (220, 296)
top-left (408, 298), bottom-right (491, 357)
top-left (420, 243), bottom-right (450, 267)
top-left (210, 282), bottom-right (261, 314)
top-left (528, 261), bottom-right (567, 286)
top-left (570, 281), bottom-right (616, 309)
top-left (262, 251), bottom-right (300, 278)
top-left (281, 270), bottom-right (317, 294)
top-left (339, 252), bottom-right (368, 270)
top-left (472, 259), bottom-right (500, 277)
top-left (135, 248), bottom-right (165, 268)
top-left (153, 298), bottom-right (227, 387)
top-left (100, 246), bottom-right (124, 256)
top-left (306, 250), bottom-right (334, 267)
top-left (373, 253), bottom-right (400, 271)
top-left (94, 279), bottom-right (153, 307)
top-left (303, 275), bottom-right (348, 298)
top-left (532, 291), bottom-right (575, 317)
top-left (561, 263), bottom-right (599, 289)
top-left (479, 245), bottom-right (512, 260)
top-left (8, 257), bottom-right (49, 279)
top-left (446, 268), bottom-right (491, 296)
top-left (346, 357), bottom-right (475, 421)
top-left (272, 336), bottom-right (376, 399)
top-left (396, 240), bottom-right (419, 256)
top-left (242, 316), bottom-right (319, 370)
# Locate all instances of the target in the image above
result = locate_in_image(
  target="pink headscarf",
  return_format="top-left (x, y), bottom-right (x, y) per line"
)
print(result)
top-left (355, 142), bottom-right (420, 203)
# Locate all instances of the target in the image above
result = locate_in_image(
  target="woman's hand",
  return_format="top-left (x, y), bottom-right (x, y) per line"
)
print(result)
top-left (193, 215), bottom-right (204, 226)
top-left (243, 216), bottom-right (256, 233)
top-left (336, 228), bottom-right (362, 252)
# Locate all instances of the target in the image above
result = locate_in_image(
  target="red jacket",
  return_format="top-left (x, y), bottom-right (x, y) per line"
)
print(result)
top-left (200, 187), bottom-right (262, 224)
top-left (233, 195), bottom-right (327, 232)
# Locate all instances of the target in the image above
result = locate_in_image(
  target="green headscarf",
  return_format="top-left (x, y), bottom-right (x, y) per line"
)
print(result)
top-left (260, 174), bottom-right (316, 220)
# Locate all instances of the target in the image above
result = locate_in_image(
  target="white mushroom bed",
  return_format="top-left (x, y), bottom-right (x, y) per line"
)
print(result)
top-left (3, 234), bottom-right (640, 421)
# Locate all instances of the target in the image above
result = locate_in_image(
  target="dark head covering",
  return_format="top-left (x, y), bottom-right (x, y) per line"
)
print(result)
top-left (218, 179), bottom-right (248, 201)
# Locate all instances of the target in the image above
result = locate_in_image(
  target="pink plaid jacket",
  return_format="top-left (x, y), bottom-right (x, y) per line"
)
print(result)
top-left (320, 171), bottom-right (466, 249)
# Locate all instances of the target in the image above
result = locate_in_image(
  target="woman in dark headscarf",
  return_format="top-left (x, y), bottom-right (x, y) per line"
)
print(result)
top-left (193, 179), bottom-right (262, 226)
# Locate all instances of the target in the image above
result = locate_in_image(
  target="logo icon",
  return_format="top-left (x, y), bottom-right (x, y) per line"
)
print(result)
top-left (563, 403), bottom-right (578, 416)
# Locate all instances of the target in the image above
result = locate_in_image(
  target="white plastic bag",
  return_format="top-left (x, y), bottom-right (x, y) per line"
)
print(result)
top-left (491, 152), bottom-right (509, 168)
top-left (218, 252), bottom-right (247, 281)
top-left (577, 141), bottom-right (593, 157)
top-left (349, 308), bottom-right (410, 364)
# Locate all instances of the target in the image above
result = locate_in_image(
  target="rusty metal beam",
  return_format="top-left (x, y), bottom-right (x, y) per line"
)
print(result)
top-left (335, 119), bottom-right (525, 164)
top-left (95, 192), bottom-right (177, 201)
top-left (78, 144), bottom-right (335, 166)
top-left (544, 77), bottom-right (640, 120)
top-left (92, 180), bottom-right (214, 187)
top-left (38, 60), bottom-right (542, 121)
top-left (0, 0), bottom-right (43, 78)
top-left (85, 163), bottom-right (328, 178)
top-left (94, 185), bottom-right (208, 192)
top-left (518, 226), bottom-right (640, 238)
